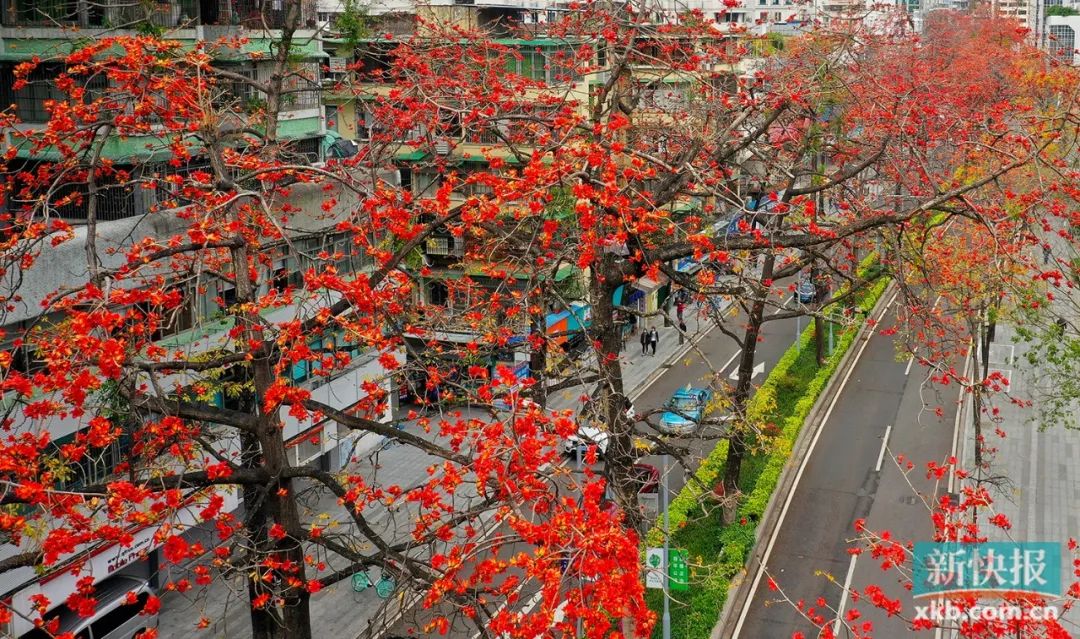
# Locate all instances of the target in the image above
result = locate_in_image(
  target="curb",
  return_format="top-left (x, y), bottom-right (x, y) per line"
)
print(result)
top-left (711, 281), bottom-right (897, 639)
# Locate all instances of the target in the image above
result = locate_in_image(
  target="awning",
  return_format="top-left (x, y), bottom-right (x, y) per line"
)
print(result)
top-left (633, 275), bottom-right (667, 295)
top-left (676, 258), bottom-right (702, 274)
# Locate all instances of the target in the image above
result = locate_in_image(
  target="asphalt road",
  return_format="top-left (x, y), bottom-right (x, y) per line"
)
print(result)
top-left (382, 298), bottom-right (808, 638)
top-left (732, 299), bottom-right (963, 639)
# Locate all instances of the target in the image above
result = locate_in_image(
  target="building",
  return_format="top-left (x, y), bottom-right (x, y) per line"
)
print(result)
top-left (1046, 14), bottom-right (1079, 62)
top-left (0, 4), bottom-right (405, 637)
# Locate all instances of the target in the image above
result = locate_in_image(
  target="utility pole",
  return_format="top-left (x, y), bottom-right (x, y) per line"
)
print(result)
top-left (662, 453), bottom-right (671, 639)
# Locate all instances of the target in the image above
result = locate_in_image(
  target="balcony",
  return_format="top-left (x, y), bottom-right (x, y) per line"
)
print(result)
top-left (425, 236), bottom-right (465, 259)
top-left (0, 0), bottom-right (199, 28)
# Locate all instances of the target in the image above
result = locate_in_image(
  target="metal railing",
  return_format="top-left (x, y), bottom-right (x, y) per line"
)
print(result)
top-left (0, 0), bottom-right (198, 28)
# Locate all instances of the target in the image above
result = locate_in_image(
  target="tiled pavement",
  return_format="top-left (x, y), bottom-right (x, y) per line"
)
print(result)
top-left (962, 233), bottom-right (1080, 593)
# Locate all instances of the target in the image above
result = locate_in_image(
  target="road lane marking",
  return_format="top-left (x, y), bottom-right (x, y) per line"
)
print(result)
top-left (905, 296), bottom-right (943, 377)
top-left (731, 290), bottom-right (896, 638)
top-left (948, 347), bottom-right (972, 495)
top-left (772, 294), bottom-right (794, 315)
top-left (719, 348), bottom-right (743, 379)
top-left (832, 555), bottom-right (859, 636)
top-left (874, 424), bottom-right (893, 473)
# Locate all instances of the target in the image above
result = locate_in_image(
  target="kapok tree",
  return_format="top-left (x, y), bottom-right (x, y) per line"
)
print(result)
top-left (0, 6), bottom-right (654, 639)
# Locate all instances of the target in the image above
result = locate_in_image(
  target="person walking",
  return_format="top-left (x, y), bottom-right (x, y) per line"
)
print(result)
top-left (648, 327), bottom-right (659, 355)
top-left (640, 328), bottom-right (649, 355)
top-left (676, 300), bottom-right (686, 323)
top-left (1043, 244), bottom-right (1053, 265)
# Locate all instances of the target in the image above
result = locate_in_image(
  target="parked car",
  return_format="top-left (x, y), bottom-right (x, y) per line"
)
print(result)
top-left (564, 424), bottom-right (610, 458)
top-left (23, 576), bottom-right (158, 639)
top-left (658, 386), bottom-right (713, 435)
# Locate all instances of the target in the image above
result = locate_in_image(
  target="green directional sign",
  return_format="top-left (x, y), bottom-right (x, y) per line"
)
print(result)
top-left (669, 549), bottom-right (689, 592)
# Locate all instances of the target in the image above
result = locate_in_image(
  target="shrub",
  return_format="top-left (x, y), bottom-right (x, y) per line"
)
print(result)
top-left (644, 257), bottom-right (889, 638)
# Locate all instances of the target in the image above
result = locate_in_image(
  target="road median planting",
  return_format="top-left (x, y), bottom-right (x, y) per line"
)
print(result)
top-left (643, 257), bottom-right (889, 638)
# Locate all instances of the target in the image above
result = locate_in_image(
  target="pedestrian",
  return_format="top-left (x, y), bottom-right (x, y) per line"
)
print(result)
top-left (1043, 244), bottom-right (1052, 265)
top-left (648, 327), bottom-right (659, 355)
top-left (676, 300), bottom-right (686, 323)
top-left (640, 328), bottom-right (648, 355)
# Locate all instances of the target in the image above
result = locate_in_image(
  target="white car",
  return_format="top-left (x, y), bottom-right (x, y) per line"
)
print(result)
top-left (563, 402), bottom-right (635, 458)
top-left (564, 424), bottom-right (610, 458)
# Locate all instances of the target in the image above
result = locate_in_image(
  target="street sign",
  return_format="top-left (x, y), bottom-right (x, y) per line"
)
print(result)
top-left (669, 549), bottom-right (689, 592)
top-left (645, 548), bottom-right (690, 591)
top-left (638, 492), bottom-right (659, 519)
top-left (645, 548), bottom-right (665, 589)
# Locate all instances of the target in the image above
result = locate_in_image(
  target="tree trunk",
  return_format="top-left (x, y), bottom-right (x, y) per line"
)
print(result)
top-left (529, 290), bottom-right (549, 409)
top-left (722, 251), bottom-right (776, 524)
top-left (590, 259), bottom-right (642, 534)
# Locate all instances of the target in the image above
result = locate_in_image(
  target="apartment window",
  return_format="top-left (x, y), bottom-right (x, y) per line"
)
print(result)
top-left (426, 236), bottom-right (452, 255)
top-left (218, 281), bottom-right (238, 310)
top-left (281, 63), bottom-right (321, 112)
top-left (505, 47), bottom-right (581, 85)
top-left (129, 290), bottom-right (195, 340)
top-left (414, 171), bottom-right (441, 198)
top-left (1049, 25), bottom-right (1076, 63)
top-left (0, 62), bottom-right (105, 124)
top-left (50, 431), bottom-right (130, 491)
top-left (0, 323), bottom-right (47, 376)
top-left (428, 281), bottom-right (449, 306)
top-left (213, 62), bottom-right (258, 110)
top-left (325, 104), bottom-right (338, 132)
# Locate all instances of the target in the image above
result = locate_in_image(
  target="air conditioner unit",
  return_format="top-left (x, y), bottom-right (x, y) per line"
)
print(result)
top-left (434, 140), bottom-right (451, 155)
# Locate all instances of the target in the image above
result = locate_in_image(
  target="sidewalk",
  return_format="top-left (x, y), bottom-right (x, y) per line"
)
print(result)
top-left (157, 299), bottom-right (728, 639)
top-left (961, 233), bottom-right (1080, 591)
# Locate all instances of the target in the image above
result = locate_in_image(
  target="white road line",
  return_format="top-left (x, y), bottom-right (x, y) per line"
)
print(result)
top-left (719, 348), bottom-right (743, 379)
top-left (948, 348), bottom-right (972, 495)
top-left (905, 295), bottom-right (944, 377)
top-left (772, 294), bottom-right (794, 315)
top-left (731, 290), bottom-right (896, 638)
top-left (470, 590), bottom-right (546, 639)
top-left (831, 555), bottom-right (860, 636)
top-left (874, 424), bottom-right (893, 473)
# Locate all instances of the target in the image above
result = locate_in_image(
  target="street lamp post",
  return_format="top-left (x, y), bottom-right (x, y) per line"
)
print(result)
top-left (662, 453), bottom-right (671, 639)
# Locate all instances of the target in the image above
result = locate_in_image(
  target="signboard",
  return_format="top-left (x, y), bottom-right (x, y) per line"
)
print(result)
top-left (645, 548), bottom-right (665, 589)
top-left (638, 492), bottom-right (659, 520)
top-left (328, 57), bottom-right (348, 73)
top-left (669, 549), bottom-right (690, 591)
top-left (645, 548), bottom-right (690, 591)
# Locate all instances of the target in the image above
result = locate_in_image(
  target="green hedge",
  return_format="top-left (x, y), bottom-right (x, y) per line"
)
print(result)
top-left (644, 258), bottom-right (889, 638)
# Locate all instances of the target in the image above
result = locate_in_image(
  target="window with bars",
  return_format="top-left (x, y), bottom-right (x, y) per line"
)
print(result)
top-left (281, 64), bottom-right (321, 112)
top-left (504, 47), bottom-right (582, 85)
top-left (0, 62), bottom-right (106, 124)
top-left (212, 62), bottom-right (259, 110)
top-left (1049, 25), bottom-right (1076, 63)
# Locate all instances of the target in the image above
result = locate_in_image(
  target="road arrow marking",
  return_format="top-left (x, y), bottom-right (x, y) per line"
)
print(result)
top-left (729, 361), bottom-right (765, 381)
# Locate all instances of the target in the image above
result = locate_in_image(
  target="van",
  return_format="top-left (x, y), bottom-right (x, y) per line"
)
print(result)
top-left (21, 576), bottom-right (158, 639)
